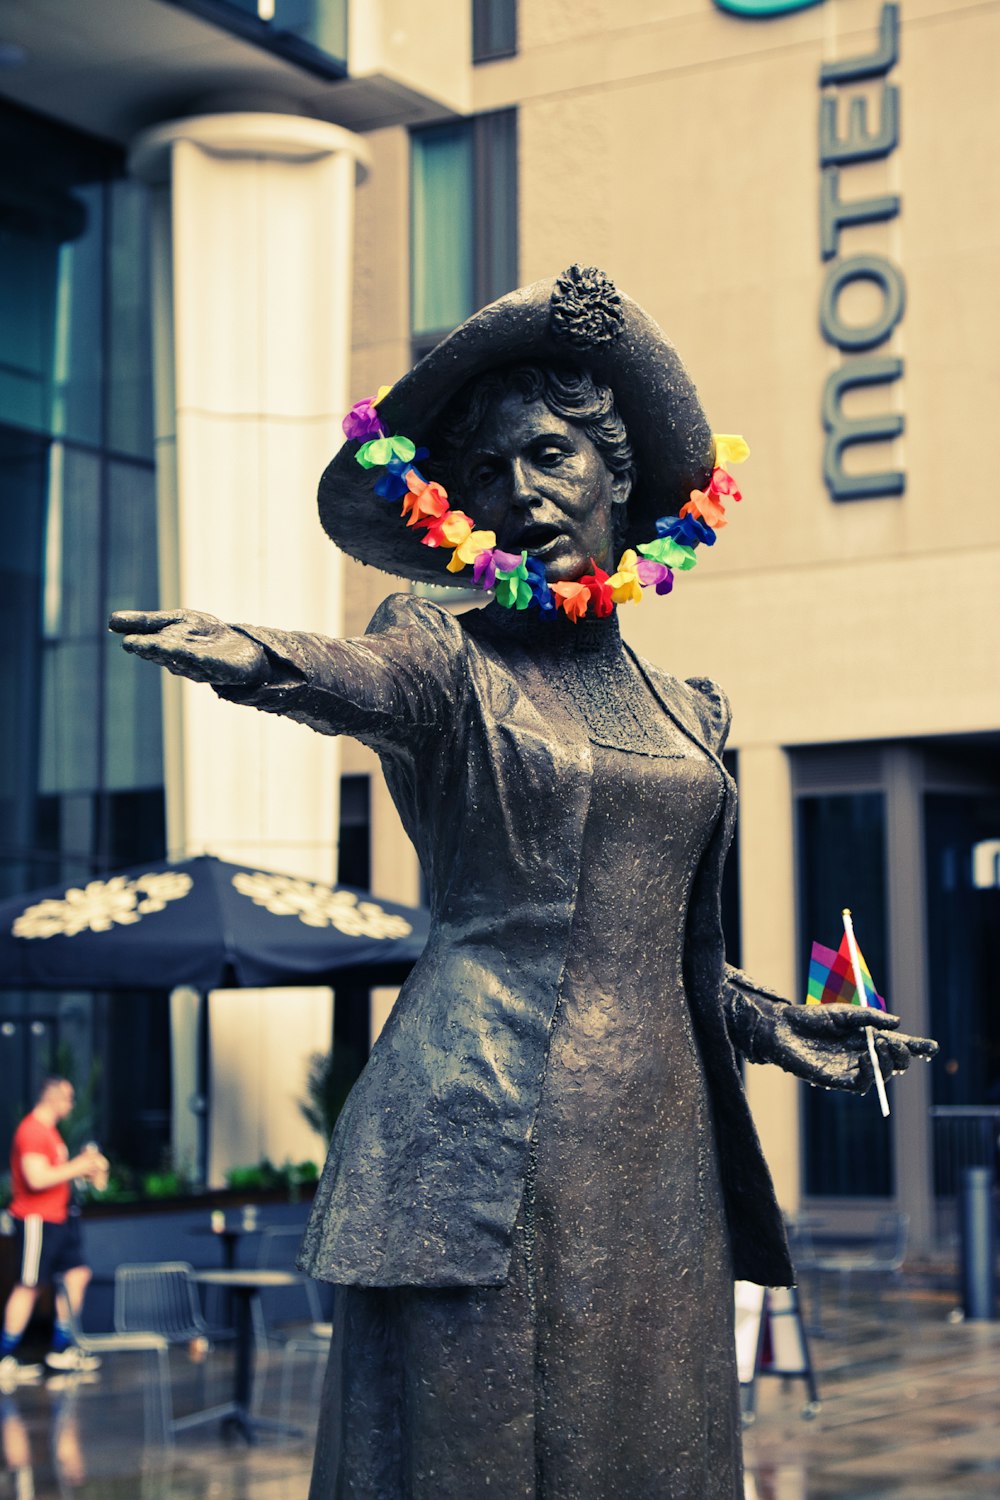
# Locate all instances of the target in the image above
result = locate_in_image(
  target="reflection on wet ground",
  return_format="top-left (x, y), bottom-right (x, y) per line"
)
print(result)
top-left (1, 1281), bottom-right (997, 1497)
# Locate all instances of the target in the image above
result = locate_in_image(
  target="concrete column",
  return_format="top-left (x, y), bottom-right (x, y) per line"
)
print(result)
top-left (130, 113), bottom-right (370, 1182)
top-left (737, 743), bottom-right (801, 1215)
top-left (884, 746), bottom-right (935, 1252)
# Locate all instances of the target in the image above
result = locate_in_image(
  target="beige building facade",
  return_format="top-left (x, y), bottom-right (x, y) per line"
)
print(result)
top-left (342, 0), bottom-right (1000, 1250)
top-left (2, 0), bottom-right (994, 1245)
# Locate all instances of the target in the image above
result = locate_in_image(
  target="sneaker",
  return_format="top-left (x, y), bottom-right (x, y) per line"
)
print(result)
top-left (0, 1354), bottom-right (43, 1390)
top-left (44, 1347), bottom-right (101, 1374)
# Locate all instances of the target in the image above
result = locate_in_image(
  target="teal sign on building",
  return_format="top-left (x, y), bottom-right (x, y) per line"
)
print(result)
top-left (712, 0), bottom-right (824, 15)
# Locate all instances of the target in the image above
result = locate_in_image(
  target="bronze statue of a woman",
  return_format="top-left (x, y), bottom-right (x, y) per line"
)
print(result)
top-left (112, 268), bottom-right (935, 1498)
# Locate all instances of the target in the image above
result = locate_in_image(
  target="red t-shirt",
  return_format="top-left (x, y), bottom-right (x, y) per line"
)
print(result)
top-left (9, 1113), bottom-right (70, 1223)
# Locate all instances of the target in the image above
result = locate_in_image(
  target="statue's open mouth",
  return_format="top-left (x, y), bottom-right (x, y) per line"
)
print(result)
top-left (514, 522), bottom-right (563, 556)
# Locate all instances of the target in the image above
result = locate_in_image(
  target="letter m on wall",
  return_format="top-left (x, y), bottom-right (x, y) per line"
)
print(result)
top-left (822, 355), bottom-right (905, 500)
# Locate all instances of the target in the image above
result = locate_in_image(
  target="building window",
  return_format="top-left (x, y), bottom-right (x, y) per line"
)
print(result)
top-left (337, 773), bottom-right (371, 890)
top-left (473, 0), bottom-right (517, 63)
top-left (796, 789), bottom-right (893, 1198)
top-left (411, 109), bottom-right (518, 359)
top-left (0, 101), bottom-right (166, 1176)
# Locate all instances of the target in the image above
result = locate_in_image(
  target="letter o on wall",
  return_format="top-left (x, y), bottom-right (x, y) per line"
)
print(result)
top-left (820, 254), bottom-right (905, 351)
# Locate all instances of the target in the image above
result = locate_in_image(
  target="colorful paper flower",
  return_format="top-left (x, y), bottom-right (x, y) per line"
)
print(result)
top-left (638, 536), bottom-right (698, 571)
top-left (709, 467), bottom-right (742, 502)
top-left (636, 558), bottom-right (674, 594)
top-left (420, 510), bottom-right (473, 549)
top-left (473, 548), bottom-right (500, 591)
top-left (579, 560), bottom-right (614, 618)
top-left (402, 471), bottom-right (451, 528)
top-left (355, 434), bottom-right (417, 471)
top-left (679, 488), bottom-right (727, 529)
top-left (607, 550), bottom-right (644, 606)
top-left (374, 463), bottom-right (411, 502)
top-left (446, 529), bottom-right (497, 574)
top-left (550, 580), bottom-right (591, 621)
top-left (656, 514), bottom-right (717, 548)
top-left (525, 558), bottom-right (558, 615)
top-left (713, 434), bottom-right (750, 467)
top-left (343, 397), bottom-right (386, 443)
top-left (494, 552), bottom-right (533, 610)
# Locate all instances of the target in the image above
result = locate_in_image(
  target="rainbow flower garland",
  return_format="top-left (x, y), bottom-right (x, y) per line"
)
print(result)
top-left (343, 388), bottom-right (749, 622)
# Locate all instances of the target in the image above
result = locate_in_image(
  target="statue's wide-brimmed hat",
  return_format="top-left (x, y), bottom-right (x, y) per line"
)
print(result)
top-left (318, 266), bottom-right (715, 587)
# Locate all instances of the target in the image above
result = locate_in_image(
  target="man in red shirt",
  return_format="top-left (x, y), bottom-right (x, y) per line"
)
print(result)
top-left (0, 1077), bottom-right (108, 1385)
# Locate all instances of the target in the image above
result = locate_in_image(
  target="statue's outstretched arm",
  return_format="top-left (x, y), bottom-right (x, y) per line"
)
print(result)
top-left (110, 595), bottom-right (462, 753)
top-left (110, 609), bottom-right (267, 686)
top-left (723, 965), bottom-right (937, 1095)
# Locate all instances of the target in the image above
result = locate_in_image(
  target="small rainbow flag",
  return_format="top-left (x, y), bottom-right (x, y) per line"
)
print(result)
top-left (807, 932), bottom-right (886, 1010)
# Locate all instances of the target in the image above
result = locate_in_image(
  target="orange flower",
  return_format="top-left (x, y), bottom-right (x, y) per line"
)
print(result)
top-left (680, 489), bottom-right (728, 529)
top-left (420, 511), bottom-right (474, 549)
top-left (550, 580), bottom-right (591, 621)
top-left (402, 473), bottom-right (450, 527)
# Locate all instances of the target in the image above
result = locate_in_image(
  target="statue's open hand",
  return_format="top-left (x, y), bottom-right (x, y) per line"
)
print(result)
top-left (109, 610), bottom-right (267, 688)
top-left (761, 1002), bottom-right (938, 1095)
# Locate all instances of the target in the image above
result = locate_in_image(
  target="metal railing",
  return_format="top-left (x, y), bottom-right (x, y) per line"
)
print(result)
top-left (930, 1107), bottom-right (1000, 1199)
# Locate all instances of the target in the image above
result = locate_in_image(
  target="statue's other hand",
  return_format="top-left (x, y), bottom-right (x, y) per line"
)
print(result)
top-left (109, 609), bottom-right (267, 687)
top-left (762, 1001), bottom-right (938, 1095)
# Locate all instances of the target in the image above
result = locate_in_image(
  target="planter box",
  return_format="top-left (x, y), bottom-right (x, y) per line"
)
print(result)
top-left (1, 1187), bottom-right (326, 1332)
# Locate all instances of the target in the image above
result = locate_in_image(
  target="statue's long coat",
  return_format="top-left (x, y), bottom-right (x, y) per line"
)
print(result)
top-left (224, 595), bottom-right (794, 1291)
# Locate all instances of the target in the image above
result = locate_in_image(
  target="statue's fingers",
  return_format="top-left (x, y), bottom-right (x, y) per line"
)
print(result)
top-left (109, 609), bottom-right (189, 635)
top-left (895, 1031), bottom-right (939, 1059)
top-left (874, 1033), bottom-right (912, 1074)
top-left (791, 1004), bottom-right (900, 1037)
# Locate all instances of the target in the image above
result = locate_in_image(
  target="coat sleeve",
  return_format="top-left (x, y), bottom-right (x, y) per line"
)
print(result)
top-left (723, 966), bottom-right (793, 1062)
top-left (682, 676), bottom-right (796, 1059)
top-left (213, 592), bottom-right (465, 754)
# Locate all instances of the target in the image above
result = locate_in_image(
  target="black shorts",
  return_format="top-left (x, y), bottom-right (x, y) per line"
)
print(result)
top-left (12, 1214), bottom-right (88, 1289)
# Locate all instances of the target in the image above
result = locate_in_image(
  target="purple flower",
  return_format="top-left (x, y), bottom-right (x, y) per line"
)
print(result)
top-left (636, 558), bottom-right (674, 595)
top-left (473, 549), bottom-right (500, 591)
top-left (342, 398), bottom-right (385, 442)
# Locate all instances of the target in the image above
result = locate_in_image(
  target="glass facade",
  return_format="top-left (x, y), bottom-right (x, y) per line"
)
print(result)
top-left (0, 102), bottom-right (169, 1171)
top-left (925, 790), bottom-right (1000, 1110)
top-left (797, 791), bottom-right (894, 1197)
top-left (411, 110), bottom-right (518, 354)
top-left (166, 0), bottom-right (348, 76)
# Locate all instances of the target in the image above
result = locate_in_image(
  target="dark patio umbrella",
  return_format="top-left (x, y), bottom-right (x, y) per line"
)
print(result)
top-left (0, 854), bottom-right (429, 993)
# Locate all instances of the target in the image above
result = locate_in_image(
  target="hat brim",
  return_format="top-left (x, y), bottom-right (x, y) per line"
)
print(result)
top-left (318, 273), bottom-right (715, 588)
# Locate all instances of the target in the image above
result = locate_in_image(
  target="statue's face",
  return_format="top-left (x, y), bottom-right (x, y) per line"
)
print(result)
top-left (457, 394), bottom-right (628, 581)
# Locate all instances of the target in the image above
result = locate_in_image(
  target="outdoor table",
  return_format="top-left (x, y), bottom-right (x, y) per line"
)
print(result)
top-left (191, 1222), bottom-right (263, 1328)
top-left (192, 1269), bottom-right (304, 1441)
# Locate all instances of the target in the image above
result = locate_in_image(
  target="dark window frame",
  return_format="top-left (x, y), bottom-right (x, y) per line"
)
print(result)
top-left (410, 108), bottom-right (518, 360)
top-left (473, 0), bottom-right (517, 63)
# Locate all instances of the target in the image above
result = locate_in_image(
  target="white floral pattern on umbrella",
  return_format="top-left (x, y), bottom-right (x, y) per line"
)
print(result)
top-left (232, 872), bottom-right (412, 939)
top-left (13, 872), bottom-right (194, 939)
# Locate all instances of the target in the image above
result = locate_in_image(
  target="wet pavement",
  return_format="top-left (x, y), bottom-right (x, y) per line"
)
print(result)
top-left (1, 1280), bottom-right (997, 1498)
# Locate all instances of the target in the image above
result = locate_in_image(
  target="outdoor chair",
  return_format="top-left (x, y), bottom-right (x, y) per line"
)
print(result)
top-left (55, 1276), bottom-right (173, 1446)
top-left (252, 1227), bottom-right (332, 1423)
top-left (113, 1260), bottom-right (233, 1434)
top-left (788, 1212), bottom-right (909, 1332)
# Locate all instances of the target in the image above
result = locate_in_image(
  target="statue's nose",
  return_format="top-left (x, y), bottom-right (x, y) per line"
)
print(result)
top-left (510, 458), bottom-right (538, 509)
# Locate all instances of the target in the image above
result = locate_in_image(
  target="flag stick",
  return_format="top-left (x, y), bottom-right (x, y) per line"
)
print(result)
top-left (842, 908), bottom-right (890, 1118)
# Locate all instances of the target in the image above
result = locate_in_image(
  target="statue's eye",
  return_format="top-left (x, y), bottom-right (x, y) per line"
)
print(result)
top-left (470, 461), bottom-right (500, 486)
